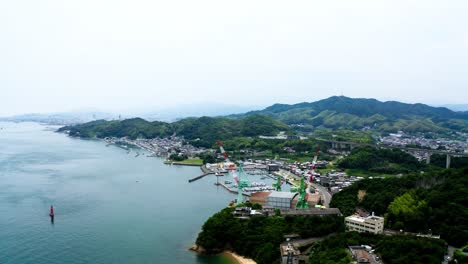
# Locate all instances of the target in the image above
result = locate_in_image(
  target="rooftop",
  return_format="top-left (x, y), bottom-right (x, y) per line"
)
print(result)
top-left (280, 244), bottom-right (301, 257)
top-left (346, 214), bottom-right (384, 222)
top-left (250, 191), bottom-right (271, 198)
top-left (280, 208), bottom-right (342, 216)
top-left (269, 191), bottom-right (297, 199)
top-left (346, 216), bottom-right (365, 223)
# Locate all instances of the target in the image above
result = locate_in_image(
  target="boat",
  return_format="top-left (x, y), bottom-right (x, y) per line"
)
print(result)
top-left (49, 205), bottom-right (54, 217)
top-left (224, 180), bottom-right (232, 184)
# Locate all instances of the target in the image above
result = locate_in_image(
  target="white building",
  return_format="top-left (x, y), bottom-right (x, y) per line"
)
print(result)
top-left (345, 213), bottom-right (384, 234)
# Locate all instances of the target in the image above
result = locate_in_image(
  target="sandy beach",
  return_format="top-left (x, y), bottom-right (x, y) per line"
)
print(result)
top-left (223, 250), bottom-right (257, 264)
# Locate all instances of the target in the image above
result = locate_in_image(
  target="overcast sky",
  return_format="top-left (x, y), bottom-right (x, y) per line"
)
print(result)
top-left (1, 0), bottom-right (467, 116)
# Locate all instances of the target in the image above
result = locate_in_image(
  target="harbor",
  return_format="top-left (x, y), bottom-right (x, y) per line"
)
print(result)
top-left (103, 136), bottom-right (206, 158)
top-left (0, 122), bottom-right (239, 264)
top-left (92, 132), bottom-right (326, 213)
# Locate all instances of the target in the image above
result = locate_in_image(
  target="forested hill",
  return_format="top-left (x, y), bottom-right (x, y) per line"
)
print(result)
top-left (59, 96), bottom-right (468, 143)
top-left (57, 114), bottom-right (291, 145)
top-left (330, 168), bottom-right (468, 247)
top-left (234, 96), bottom-right (468, 133)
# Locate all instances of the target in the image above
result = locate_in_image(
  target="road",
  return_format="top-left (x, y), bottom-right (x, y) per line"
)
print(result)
top-left (315, 138), bottom-right (468, 157)
top-left (278, 169), bottom-right (332, 207)
top-left (442, 246), bottom-right (456, 264)
top-left (310, 182), bottom-right (332, 207)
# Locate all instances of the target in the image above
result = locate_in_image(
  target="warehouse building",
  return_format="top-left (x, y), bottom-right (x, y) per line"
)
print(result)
top-left (249, 191), bottom-right (322, 209)
top-left (249, 192), bottom-right (271, 207)
top-left (267, 191), bottom-right (298, 209)
top-left (277, 208), bottom-right (342, 217)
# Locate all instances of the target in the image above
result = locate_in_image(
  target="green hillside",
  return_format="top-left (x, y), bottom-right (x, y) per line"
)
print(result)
top-left (59, 96), bottom-right (468, 144)
top-left (58, 114), bottom-right (291, 145)
top-left (330, 168), bottom-right (468, 247)
top-left (337, 146), bottom-right (425, 174)
top-left (58, 118), bottom-right (172, 139)
top-left (236, 96), bottom-right (468, 133)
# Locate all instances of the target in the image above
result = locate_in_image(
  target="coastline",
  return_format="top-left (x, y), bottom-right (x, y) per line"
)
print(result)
top-left (223, 250), bottom-right (257, 264)
top-left (189, 245), bottom-right (256, 264)
top-left (163, 160), bottom-right (203, 166)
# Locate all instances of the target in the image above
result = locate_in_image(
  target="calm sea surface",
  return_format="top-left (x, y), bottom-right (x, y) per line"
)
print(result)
top-left (0, 122), bottom-right (237, 264)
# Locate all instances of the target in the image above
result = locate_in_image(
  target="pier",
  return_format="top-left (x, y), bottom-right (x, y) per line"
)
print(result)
top-left (188, 172), bottom-right (214, 182)
top-left (188, 165), bottom-right (215, 182)
top-left (214, 182), bottom-right (251, 197)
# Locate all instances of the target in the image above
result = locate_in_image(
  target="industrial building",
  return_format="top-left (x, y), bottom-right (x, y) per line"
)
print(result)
top-left (267, 191), bottom-right (297, 209)
top-left (249, 192), bottom-right (271, 207)
top-left (267, 163), bottom-right (280, 171)
top-left (249, 191), bottom-right (322, 209)
top-left (345, 213), bottom-right (384, 234)
top-left (232, 207), bottom-right (263, 218)
top-left (277, 208), bottom-right (342, 217)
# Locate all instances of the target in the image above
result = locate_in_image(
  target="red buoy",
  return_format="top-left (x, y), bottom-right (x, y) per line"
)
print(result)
top-left (50, 205), bottom-right (54, 217)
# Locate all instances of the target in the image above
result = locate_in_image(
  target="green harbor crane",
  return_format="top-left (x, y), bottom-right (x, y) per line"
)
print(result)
top-left (273, 175), bottom-right (283, 191)
top-left (235, 162), bottom-right (250, 206)
top-left (295, 177), bottom-right (309, 209)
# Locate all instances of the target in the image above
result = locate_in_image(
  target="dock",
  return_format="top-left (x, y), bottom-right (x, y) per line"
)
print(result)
top-left (188, 172), bottom-right (214, 182)
top-left (188, 165), bottom-right (215, 182)
top-left (214, 182), bottom-right (251, 197)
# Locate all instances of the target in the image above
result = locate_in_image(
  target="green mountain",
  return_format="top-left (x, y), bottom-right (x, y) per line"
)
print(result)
top-left (235, 96), bottom-right (468, 133)
top-left (59, 96), bottom-right (468, 144)
top-left (58, 114), bottom-right (291, 146)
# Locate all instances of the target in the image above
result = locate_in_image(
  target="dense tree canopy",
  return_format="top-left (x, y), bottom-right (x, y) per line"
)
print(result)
top-left (196, 207), bottom-right (344, 264)
top-left (234, 96), bottom-right (468, 133)
top-left (58, 114), bottom-right (291, 142)
top-left (330, 168), bottom-right (468, 246)
top-left (309, 232), bottom-right (447, 264)
top-left (338, 146), bottom-right (425, 174)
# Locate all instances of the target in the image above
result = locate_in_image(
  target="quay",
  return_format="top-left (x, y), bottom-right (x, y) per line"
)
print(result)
top-left (214, 182), bottom-right (251, 197)
top-left (188, 172), bottom-right (214, 182)
top-left (188, 165), bottom-right (214, 182)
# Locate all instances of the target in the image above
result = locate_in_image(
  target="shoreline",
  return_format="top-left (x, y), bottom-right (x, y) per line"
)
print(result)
top-left (223, 250), bottom-right (257, 264)
top-left (163, 160), bottom-right (203, 166)
top-left (189, 246), bottom-right (256, 264)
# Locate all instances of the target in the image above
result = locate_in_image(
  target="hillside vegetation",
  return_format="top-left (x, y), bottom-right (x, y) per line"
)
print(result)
top-left (309, 232), bottom-right (446, 264)
top-left (196, 207), bottom-right (344, 264)
top-left (338, 146), bottom-right (425, 174)
top-left (196, 206), bottom-right (448, 264)
top-left (236, 96), bottom-right (468, 133)
top-left (330, 168), bottom-right (468, 246)
top-left (58, 114), bottom-right (291, 146)
top-left (59, 97), bottom-right (468, 144)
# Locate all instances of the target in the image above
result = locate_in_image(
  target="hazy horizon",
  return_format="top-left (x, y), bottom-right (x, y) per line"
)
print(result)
top-left (2, 0), bottom-right (468, 116)
top-left (2, 96), bottom-right (467, 121)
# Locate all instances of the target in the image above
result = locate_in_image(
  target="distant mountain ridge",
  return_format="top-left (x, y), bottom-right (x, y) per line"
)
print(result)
top-left (440, 104), bottom-right (468, 112)
top-left (233, 96), bottom-right (468, 133)
top-left (58, 96), bottom-right (468, 144)
top-left (0, 111), bottom-right (120, 125)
